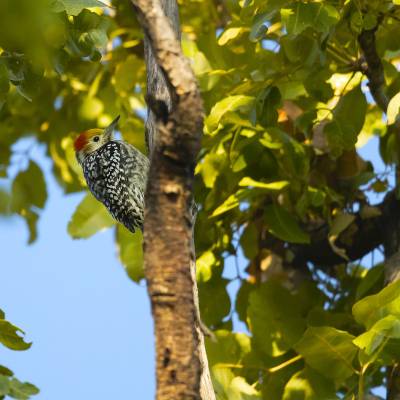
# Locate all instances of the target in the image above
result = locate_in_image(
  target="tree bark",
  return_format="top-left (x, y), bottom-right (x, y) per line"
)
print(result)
top-left (130, 1), bottom-right (215, 399)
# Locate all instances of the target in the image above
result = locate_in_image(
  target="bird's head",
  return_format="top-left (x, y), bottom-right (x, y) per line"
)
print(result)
top-left (74, 115), bottom-right (120, 164)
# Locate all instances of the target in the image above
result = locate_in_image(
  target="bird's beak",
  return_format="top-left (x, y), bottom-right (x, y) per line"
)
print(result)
top-left (104, 115), bottom-right (120, 141)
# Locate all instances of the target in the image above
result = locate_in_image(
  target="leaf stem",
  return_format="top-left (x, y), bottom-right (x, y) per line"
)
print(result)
top-left (213, 354), bottom-right (303, 374)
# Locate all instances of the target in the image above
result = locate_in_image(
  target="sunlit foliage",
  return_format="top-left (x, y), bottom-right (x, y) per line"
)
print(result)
top-left (2, 0), bottom-right (400, 398)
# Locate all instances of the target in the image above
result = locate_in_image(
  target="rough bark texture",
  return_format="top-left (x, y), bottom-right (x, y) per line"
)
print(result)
top-left (143, 1), bottom-right (179, 156)
top-left (130, 1), bottom-right (215, 399)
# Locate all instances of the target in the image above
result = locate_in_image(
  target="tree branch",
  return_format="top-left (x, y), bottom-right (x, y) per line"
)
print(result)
top-left (131, 1), bottom-right (214, 399)
top-left (358, 20), bottom-right (388, 112)
top-left (292, 192), bottom-right (399, 269)
top-left (293, 216), bottom-right (382, 268)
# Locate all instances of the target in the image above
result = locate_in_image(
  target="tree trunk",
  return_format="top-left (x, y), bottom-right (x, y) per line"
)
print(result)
top-left (130, 1), bottom-right (215, 399)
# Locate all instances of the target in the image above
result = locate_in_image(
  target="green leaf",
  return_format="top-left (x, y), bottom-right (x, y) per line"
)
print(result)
top-left (0, 365), bottom-right (13, 377)
top-left (211, 189), bottom-right (252, 217)
top-left (324, 86), bottom-right (367, 154)
top-left (240, 223), bottom-right (258, 260)
top-left (205, 96), bottom-right (255, 135)
top-left (387, 92), bottom-right (400, 125)
top-left (353, 315), bottom-right (400, 357)
top-left (23, 210), bottom-right (39, 245)
top-left (236, 281), bottom-right (254, 325)
top-left (116, 225), bottom-right (144, 283)
top-left (199, 273), bottom-right (231, 327)
top-left (8, 378), bottom-right (39, 400)
top-left (355, 264), bottom-right (384, 300)
top-left (0, 320), bottom-right (31, 351)
top-left (264, 204), bottom-right (310, 244)
top-left (0, 375), bottom-right (10, 397)
top-left (307, 187), bottom-right (326, 207)
top-left (260, 128), bottom-right (308, 176)
top-left (212, 367), bottom-right (235, 400)
top-left (294, 326), bottom-right (357, 381)
top-left (256, 87), bottom-right (281, 127)
top-left (238, 177), bottom-right (289, 191)
top-left (281, 35), bottom-right (319, 65)
top-left (352, 279), bottom-right (400, 329)
top-left (67, 193), bottom-right (115, 239)
top-left (52, 0), bottom-right (109, 16)
top-left (281, 3), bottom-right (339, 35)
top-left (114, 55), bottom-right (143, 95)
top-left (247, 281), bottom-right (306, 356)
top-left (11, 161), bottom-right (47, 212)
top-left (206, 330), bottom-right (250, 366)
top-left (0, 190), bottom-right (11, 215)
top-left (0, 63), bottom-right (9, 94)
top-left (283, 366), bottom-right (337, 400)
top-left (228, 376), bottom-right (261, 399)
top-left (212, 367), bottom-right (261, 400)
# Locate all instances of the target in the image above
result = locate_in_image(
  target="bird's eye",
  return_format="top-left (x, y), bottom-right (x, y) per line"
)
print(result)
top-left (93, 136), bottom-right (100, 142)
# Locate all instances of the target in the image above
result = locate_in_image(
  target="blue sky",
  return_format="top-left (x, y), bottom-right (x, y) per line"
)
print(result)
top-left (0, 134), bottom-right (389, 399)
top-left (0, 142), bottom-right (155, 399)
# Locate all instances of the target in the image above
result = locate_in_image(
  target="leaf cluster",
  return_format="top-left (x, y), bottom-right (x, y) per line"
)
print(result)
top-left (0, 309), bottom-right (39, 399)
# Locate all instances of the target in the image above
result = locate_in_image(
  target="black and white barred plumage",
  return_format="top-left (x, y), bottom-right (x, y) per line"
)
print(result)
top-left (82, 141), bottom-right (149, 232)
top-left (75, 117), bottom-right (149, 233)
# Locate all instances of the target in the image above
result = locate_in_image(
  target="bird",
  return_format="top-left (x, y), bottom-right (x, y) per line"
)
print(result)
top-left (74, 116), bottom-right (149, 233)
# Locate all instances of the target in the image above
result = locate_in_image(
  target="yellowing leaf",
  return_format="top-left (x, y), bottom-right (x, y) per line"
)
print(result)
top-left (328, 213), bottom-right (355, 260)
top-left (218, 27), bottom-right (247, 46)
top-left (199, 152), bottom-right (226, 188)
top-left (68, 193), bottom-right (115, 239)
top-left (387, 92), bottom-right (400, 125)
top-left (116, 225), bottom-right (144, 282)
top-left (79, 96), bottom-right (104, 120)
top-left (197, 251), bottom-right (216, 283)
top-left (211, 189), bottom-right (251, 217)
top-left (239, 177), bottom-right (289, 191)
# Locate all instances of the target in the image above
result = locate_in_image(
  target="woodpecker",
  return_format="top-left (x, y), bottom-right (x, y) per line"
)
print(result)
top-left (74, 116), bottom-right (149, 233)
